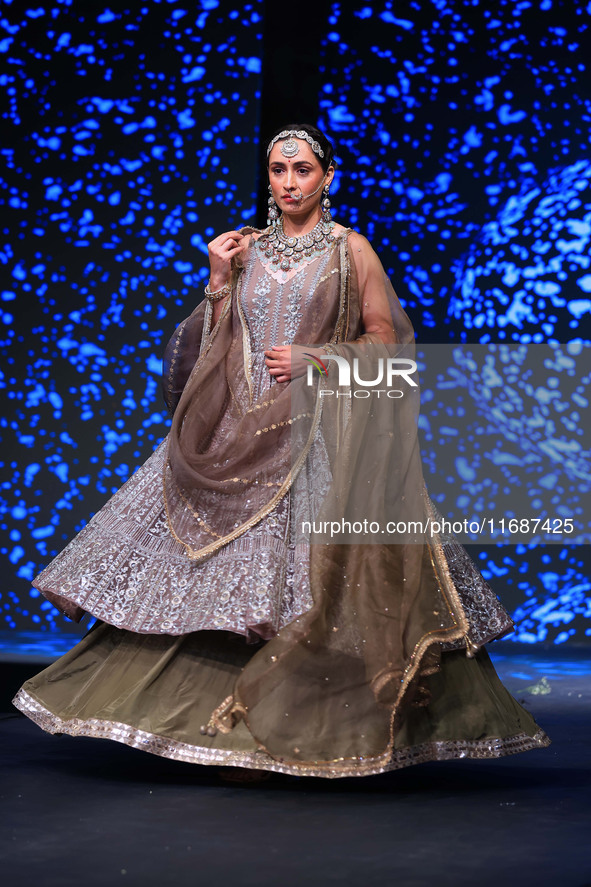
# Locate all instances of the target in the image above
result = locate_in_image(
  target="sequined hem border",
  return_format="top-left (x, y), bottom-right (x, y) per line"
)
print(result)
top-left (13, 689), bottom-right (551, 780)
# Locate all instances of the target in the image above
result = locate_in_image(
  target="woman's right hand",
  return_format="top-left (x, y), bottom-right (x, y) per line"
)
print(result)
top-left (207, 230), bottom-right (246, 291)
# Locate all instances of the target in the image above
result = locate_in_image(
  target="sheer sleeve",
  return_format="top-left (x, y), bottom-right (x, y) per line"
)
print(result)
top-left (352, 230), bottom-right (411, 344)
top-left (326, 230), bottom-right (414, 352)
top-left (162, 300), bottom-right (210, 416)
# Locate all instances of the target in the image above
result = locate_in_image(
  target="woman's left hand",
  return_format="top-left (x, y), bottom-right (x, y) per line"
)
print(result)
top-left (264, 345), bottom-right (315, 383)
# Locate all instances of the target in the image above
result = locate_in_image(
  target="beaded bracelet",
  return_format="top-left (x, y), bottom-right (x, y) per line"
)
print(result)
top-left (204, 281), bottom-right (231, 302)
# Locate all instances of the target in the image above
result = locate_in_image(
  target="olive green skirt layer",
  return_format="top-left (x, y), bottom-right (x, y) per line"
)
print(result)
top-left (13, 624), bottom-right (550, 778)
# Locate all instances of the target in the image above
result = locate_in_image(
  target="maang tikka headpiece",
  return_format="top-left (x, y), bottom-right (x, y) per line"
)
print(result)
top-left (266, 129), bottom-right (325, 160)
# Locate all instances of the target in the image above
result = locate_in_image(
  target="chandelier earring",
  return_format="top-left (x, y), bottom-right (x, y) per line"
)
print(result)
top-left (321, 184), bottom-right (333, 224)
top-left (267, 184), bottom-right (279, 227)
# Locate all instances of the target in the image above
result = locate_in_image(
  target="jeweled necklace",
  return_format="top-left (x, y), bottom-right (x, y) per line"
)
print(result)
top-left (255, 215), bottom-right (336, 276)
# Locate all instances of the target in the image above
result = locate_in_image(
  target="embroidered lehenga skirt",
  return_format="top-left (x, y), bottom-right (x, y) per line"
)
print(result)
top-left (13, 232), bottom-right (551, 777)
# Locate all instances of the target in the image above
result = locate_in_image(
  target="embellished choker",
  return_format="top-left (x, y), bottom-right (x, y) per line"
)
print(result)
top-left (255, 216), bottom-right (336, 276)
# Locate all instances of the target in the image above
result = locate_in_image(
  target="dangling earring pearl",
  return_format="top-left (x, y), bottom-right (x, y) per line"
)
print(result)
top-left (321, 185), bottom-right (332, 224)
top-left (267, 184), bottom-right (279, 227)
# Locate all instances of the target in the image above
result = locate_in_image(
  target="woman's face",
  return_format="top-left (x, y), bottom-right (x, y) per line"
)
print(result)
top-left (268, 138), bottom-right (334, 218)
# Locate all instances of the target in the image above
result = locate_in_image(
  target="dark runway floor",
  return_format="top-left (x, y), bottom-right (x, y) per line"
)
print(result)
top-left (1, 644), bottom-right (590, 887)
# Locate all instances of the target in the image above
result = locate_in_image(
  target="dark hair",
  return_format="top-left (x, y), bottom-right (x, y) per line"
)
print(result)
top-left (265, 123), bottom-right (337, 172)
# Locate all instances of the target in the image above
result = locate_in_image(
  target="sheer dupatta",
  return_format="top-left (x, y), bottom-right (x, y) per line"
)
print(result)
top-left (163, 229), bottom-right (475, 774)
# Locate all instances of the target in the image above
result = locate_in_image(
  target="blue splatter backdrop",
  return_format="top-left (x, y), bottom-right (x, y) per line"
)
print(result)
top-left (1, 0), bottom-right (590, 656)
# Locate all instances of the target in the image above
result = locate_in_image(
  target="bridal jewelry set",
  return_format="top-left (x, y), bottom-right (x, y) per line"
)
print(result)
top-left (205, 130), bottom-right (337, 295)
top-left (262, 132), bottom-right (336, 273)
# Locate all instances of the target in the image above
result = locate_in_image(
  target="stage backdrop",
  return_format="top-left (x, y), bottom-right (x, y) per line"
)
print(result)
top-left (1, 0), bottom-right (589, 657)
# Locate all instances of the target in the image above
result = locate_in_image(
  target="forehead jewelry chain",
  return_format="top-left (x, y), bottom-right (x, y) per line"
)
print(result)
top-left (266, 129), bottom-right (325, 160)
